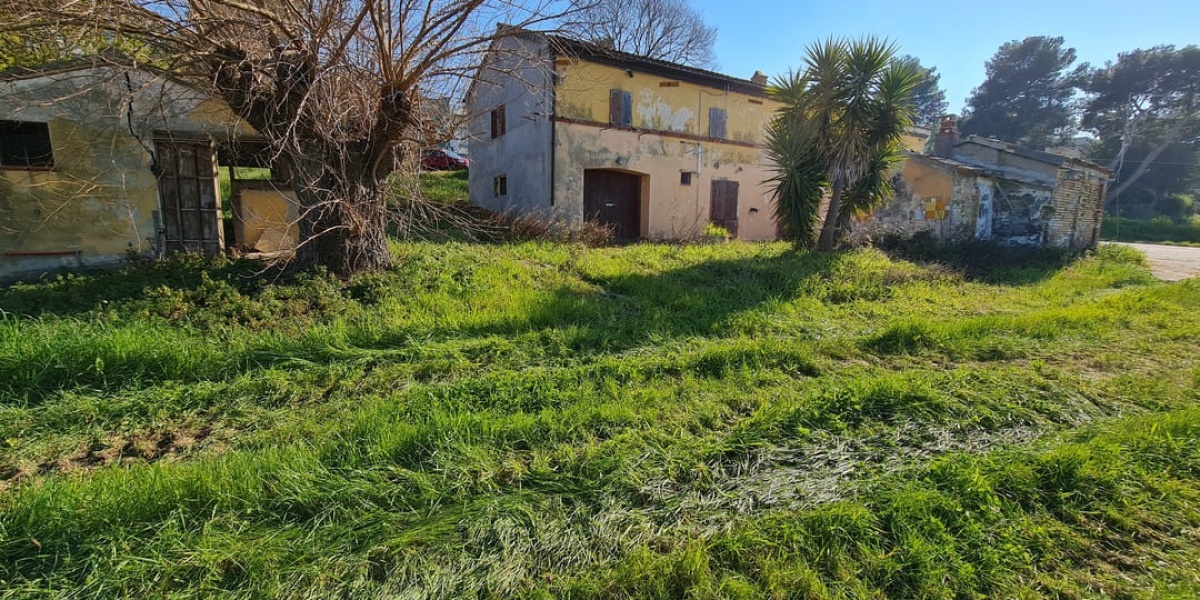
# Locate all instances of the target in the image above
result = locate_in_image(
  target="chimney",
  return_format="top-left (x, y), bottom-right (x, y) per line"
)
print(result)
top-left (751, 70), bottom-right (768, 86)
top-left (933, 115), bottom-right (958, 157)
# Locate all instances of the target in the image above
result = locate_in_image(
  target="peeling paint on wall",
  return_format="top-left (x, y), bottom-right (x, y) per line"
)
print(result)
top-left (1, 66), bottom-right (255, 279)
top-left (469, 33), bottom-right (782, 241)
top-left (853, 147), bottom-right (1108, 251)
top-left (636, 89), bottom-right (694, 133)
top-left (975, 179), bottom-right (993, 241)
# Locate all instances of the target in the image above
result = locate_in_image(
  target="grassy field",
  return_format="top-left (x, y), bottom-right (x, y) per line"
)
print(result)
top-left (1102, 216), bottom-right (1200, 246)
top-left (2, 240), bottom-right (1199, 598)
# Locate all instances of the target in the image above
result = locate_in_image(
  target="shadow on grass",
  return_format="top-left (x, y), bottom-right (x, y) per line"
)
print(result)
top-left (0, 255), bottom-right (290, 318)
top-left (1, 249), bottom-right (845, 405)
top-left (873, 235), bottom-right (1076, 286)
top-left (350, 249), bottom-right (856, 360)
top-left (0, 240), bottom-right (1080, 404)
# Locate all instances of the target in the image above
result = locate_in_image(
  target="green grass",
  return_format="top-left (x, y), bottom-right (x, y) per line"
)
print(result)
top-left (416, 170), bottom-right (470, 204)
top-left (1102, 215), bottom-right (1200, 245)
top-left (1, 241), bottom-right (1199, 598)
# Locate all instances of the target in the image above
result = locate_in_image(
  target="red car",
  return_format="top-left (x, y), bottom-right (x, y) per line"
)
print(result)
top-left (421, 148), bottom-right (470, 171)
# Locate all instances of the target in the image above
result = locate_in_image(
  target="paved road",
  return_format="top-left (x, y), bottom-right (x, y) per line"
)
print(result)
top-left (1119, 242), bottom-right (1200, 282)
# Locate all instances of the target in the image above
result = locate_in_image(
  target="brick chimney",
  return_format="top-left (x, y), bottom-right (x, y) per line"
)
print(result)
top-left (933, 115), bottom-right (958, 157)
top-left (751, 70), bottom-right (768, 86)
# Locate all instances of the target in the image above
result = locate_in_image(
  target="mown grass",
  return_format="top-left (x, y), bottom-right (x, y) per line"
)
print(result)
top-left (1102, 215), bottom-right (1200, 245)
top-left (416, 170), bottom-right (470, 205)
top-left (1, 240), bottom-right (1199, 598)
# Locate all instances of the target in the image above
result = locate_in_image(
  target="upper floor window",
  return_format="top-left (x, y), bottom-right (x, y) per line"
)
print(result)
top-left (708, 108), bottom-right (727, 139)
top-left (609, 90), bottom-right (632, 127)
top-left (0, 121), bottom-right (54, 168)
top-left (490, 105), bottom-right (506, 139)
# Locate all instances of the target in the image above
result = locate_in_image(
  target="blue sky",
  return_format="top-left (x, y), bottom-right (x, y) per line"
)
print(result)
top-left (699, 0), bottom-right (1200, 113)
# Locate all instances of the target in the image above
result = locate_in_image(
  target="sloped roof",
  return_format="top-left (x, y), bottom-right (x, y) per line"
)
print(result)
top-left (956, 135), bottom-right (1112, 176)
top-left (544, 34), bottom-right (770, 98)
top-left (0, 53), bottom-right (156, 82)
top-left (908, 152), bottom-right (1057, 189)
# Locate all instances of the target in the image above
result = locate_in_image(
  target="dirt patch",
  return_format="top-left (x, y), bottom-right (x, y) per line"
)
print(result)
top-left (1, 427), bottom-right (215, 491)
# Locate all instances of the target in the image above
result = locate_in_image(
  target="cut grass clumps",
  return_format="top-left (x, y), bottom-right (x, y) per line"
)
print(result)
top-left (3, 239), bottom-right (1200, 597)
top-left (548, 408), bottom-right (1200, 599)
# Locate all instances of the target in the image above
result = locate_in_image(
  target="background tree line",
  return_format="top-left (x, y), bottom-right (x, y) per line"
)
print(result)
top-left (2, 0), bottom-right (1196, 271)
top-left (959, 36), bottom-right (1200, 223)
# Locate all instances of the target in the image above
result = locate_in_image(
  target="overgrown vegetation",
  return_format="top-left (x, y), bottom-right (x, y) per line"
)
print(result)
top-left (2, 241), bottom-right (1199, 598)
top-left (1102, 215), bottom-right (1200, 245)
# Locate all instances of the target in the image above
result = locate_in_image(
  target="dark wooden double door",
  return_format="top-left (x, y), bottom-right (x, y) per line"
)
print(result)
top-left (584, 169), bottom-right (641, 240)
top-left (156, 140), bottom-right (222, 254)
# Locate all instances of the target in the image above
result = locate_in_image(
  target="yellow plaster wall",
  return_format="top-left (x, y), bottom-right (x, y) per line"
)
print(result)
top-left (848, 158), bottom-right (965, 242)
top-left (902, 159), bottom-right (954, 200)
top-left (900, 132), bottom-right (929, 153)
top-left (554, 60), bottom-right (781, 144)
top-left (232, 186), bottom-right (300, 252)
top-left (548, 59), bottom-right (782, 241)
top-left (1, 119), bottom-right (161, 277)
top-left (552, 122), bottom-right (778, 241)
top-left (0, 69), bottom-right (272, 278)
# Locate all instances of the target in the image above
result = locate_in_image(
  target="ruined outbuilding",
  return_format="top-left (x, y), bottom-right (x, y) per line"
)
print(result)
top-left (0, 61), bottom-right (298, 280)
top-left (853, 117), bottom-right (1112, 250)
top-left (467, 30), bottom-right (782, 240)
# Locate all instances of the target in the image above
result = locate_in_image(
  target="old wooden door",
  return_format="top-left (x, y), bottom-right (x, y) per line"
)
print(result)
top-left (156, 140), bottom-right (222, 254)
top-left (584, 169), bottom-right (641, 239)
top-left (710, 180), bottom-right (739, 238)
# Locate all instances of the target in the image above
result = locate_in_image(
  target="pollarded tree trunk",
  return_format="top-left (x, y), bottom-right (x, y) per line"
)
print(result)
top-left (209, 48), bottom-right (403, 277)
top-left (290, 156), bottom-right (393, 276)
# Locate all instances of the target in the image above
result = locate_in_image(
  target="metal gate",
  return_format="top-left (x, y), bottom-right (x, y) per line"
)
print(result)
top-left (155, 140), bottom-right (222, 254)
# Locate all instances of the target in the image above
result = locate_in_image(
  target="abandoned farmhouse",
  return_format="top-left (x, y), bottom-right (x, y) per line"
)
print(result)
top-left (0, 62), bottom-right (297, 280)
top-left (467, 31), bottom-right (1111, 248)
top-left (852, 117), bottom-right (1111, 250)
top-left (0, 35), bottom-right (1113, 280)
top-left (467, 30), bottom-right (784, 241)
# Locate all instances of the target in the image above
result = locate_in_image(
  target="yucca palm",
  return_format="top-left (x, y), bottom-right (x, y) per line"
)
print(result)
top-left (766, 37), bottom-right (921, 250)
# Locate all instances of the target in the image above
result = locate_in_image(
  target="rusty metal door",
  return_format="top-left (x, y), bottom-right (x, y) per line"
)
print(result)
top-left (710, 179), bottom-right (739, 238)
top-left (584, 169), bottom-right (640, 239)
top-left (156, 140), bottom-right (222, 254)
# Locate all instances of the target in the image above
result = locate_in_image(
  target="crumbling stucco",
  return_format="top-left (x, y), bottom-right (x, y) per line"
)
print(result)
top-left (853, 141), bottom-right (1109, 250)
top-left (1, 67), bottom-right (254, 279)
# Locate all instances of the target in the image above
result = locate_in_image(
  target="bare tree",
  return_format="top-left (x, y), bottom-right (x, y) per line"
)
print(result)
top-left (2, 0), bottom-right (574, 275)
top-left (562, 0), bottom-right (716, 68)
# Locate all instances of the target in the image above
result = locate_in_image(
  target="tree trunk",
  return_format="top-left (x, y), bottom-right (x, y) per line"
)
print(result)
top-left (1108, 137), bottom-right (1176, 206)
top-left (816, 182), bottom-right (845, 251)
top-left (291, 159), bottom-right (392, 277)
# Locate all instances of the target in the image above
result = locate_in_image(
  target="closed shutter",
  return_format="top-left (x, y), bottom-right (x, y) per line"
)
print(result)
top-left (609, 90), bottom-right (632, 126)
top-left (709, 108), bottom-right (727, 139)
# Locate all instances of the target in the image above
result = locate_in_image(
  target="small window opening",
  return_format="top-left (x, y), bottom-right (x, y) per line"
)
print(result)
top-left (491, 105), bottom-right (506, 139)
top-left (0, 121), bottom-right (54, 168)
top-left (680, 171), bottom-right (693, 185)
top-left (493, 175), bottom-right (507, 197)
